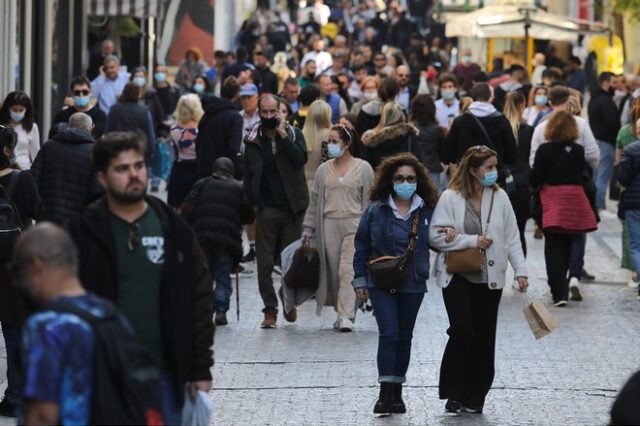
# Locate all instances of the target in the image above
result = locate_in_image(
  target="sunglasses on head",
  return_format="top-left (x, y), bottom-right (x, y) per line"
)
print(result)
top-left (73, 89), bottom-right (90, 97)
top-left (128, 223), bottom-right (141, 252)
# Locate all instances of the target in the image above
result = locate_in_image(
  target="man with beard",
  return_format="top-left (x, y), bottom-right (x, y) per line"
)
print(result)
top-left (243, 95), bottom-right (308, 328)
top-left (67, 132), bottom-right (214, 424)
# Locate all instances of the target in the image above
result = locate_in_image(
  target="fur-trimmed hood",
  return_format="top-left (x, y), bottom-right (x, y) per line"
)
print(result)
top-left (361, 123), bottom-right (419, 148)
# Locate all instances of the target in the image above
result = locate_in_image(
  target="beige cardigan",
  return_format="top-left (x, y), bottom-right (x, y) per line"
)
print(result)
top-left (429, 187), bottom-right (527, 289)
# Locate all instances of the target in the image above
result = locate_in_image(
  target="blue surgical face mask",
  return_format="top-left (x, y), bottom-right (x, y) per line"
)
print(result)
top-left (441, 89), bottom-right (456, 101)
top-left (133, 76), bottom-right (146, 87)
top-left (327, 143), bottom-right (344, 158)
top-left (393, 182), bottom-right (417, 200)
top-left (478, 170), bottom-right (498, 186)
top-left (463, 55), bottom-right (472, 63)
top-left (10, 111), bottom-right (24, 122)
top-left (193, 83), bottom-right (205, 94)
top-left (74, 96), bottom-right (90, 109)
top-left (154, 72), bottom-right (167, 82)
top-left (535, 94), bottom-right (548, 106)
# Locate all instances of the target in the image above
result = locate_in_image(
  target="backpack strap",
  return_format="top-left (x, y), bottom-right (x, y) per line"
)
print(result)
top-left (44, 298), bottom-right (118, 326)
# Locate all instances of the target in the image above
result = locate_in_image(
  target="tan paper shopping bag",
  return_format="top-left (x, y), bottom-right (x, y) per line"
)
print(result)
top-left (522, 294), bottom-right (557, 340)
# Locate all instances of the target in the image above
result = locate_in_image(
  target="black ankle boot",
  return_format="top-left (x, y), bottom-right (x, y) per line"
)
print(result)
top-left (391, 383), bottom-right (406, 413)
top-left (373, 383), bottom-right (393, 415)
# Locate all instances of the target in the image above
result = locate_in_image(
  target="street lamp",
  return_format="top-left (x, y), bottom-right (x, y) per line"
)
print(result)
top-left (518, 5), bottom-right (538, 71)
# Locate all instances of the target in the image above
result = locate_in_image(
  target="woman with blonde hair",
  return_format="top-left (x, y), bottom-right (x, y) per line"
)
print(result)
top-left (167, 93), bottom-right (204, 207)
top-left (361, 102), bottom-right (423, 170)
top-left (430, 145), bottom-right (528, 415)
top-left (502, 91), bottom-right (534, 256)
top-left (302, 99), bottom-right (332, 183)
top-left (271, 52), bottom-right (296, 94)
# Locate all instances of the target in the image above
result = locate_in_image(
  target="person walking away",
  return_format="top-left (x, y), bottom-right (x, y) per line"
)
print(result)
top-left (434, 73), bottom-right (460, 132)
top-left (182, 157), bottom-right (255, 325)
top-left (13, 224), bottom-right (151, 425)
top-left (67, 132), bottom-right (214, 424)
top-left (302, 124), bottom-right (374, 331)
top-left (362, 102), bottom-right (424, 170)
top-left (588, 72), bottom-right (622, 214)
top-left (353, 153), bottom-right (437, 415)
top-left (53, 76), bottom-right (107, 138)
top-left (104, 83), bottom-right (157, 171)
top-left (618, 127), bottom-right (640, 300)
top-left (492, 65), bottom-right (531, 112)
top-left (522, 86), bottom-right (551, 128)
top-left (31, 113), bottom-right (103, 224)
top-left (91, 55), bottom-right (130, 114)
top-left (502, 92), bottom-right (533, 257)
top-left (445, 82), bottom-right (518, 191)
top-left (302, 100), bottom-right (332, 185)
top-left (0, 91), bottom-right (41, 170)
top-left (530, 111), bottom-right (598, 306)
top-left (0, 125), bottom-right (41, 418)
top-left (197, 77), bottom-right (244, 180)
top-left (167, 94), bottom-right (204, 208)
top-left (410, 94), bottom-right (446, 191)
top-left (243, 95), bottom-right (308, 328)
top-left (429, 145), bottom-right (528, 415)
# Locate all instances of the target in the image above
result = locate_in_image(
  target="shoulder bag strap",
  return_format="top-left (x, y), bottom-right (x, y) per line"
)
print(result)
top-left (406, 209), bottom-right (420, 251)
top-left (465, 112), bottom-right (496, 151)
top-left (483, 190), bottom-right (496, 236)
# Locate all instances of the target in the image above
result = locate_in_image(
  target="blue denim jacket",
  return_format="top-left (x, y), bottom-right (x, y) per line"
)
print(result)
top-left (353, 199), bottom-right (433, 293)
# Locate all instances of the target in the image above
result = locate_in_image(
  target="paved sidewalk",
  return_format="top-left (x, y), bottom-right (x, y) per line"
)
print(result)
top-left (0, 213), bottom-right (638, 425)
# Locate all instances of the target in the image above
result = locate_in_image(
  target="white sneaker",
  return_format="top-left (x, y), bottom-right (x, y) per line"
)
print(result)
top-left (628, 277), bottom-right (639, 288)
top-left (337, 317), bottom-right (353, 332)
top-left (599, 210), bottom-right (617, 220)
top-left (569, 277), bottom-right (582, 301)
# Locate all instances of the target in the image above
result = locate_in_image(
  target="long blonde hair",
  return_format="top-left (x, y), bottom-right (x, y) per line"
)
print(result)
top-left (373, 102), bottom-right (405, 132)
top-left (174, 94), bottom-right (204, 124)
top-left (449, 145), bottom-right (499, 198)
top-left (302, 100), bottom-right (332, 152)
top-left (502, 92), bottom-right (525, 142)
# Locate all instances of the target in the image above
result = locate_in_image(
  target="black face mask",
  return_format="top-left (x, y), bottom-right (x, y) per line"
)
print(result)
top-left (608, 87), bottom-right (615, 96)
top-left (261, 116), bottom-right (278, 130)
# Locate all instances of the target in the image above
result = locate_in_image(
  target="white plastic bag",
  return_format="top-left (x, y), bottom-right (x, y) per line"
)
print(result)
top-left (182, 389), bottom-right (214, 426)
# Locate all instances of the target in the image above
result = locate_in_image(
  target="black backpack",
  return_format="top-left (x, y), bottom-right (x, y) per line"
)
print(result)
top-left (0, 171), bottom-right (23, 262)
top-left (45, 298), bottom-right (165, 426)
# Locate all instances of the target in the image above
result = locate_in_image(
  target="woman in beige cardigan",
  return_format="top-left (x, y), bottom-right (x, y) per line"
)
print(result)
top-left (302, 124), bottom-right (374, 331)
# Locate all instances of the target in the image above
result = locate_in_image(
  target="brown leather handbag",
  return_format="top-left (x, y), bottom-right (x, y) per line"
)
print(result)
top-left (445, 190), bottom-right (495, 274)
top-left (368, 211), bottom-right (419, 293)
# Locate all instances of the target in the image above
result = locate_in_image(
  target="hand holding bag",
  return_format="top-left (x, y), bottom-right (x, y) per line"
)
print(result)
top-left (445, 190), bottom-right (495, 274)
top-left (284, 239), bottom-right (320, 290)
top-left (368, 210), bottom-right (419, 293)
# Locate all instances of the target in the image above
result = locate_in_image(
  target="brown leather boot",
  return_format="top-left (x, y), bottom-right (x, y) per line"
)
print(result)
top-left (261, 307), bottom-right (278, 328)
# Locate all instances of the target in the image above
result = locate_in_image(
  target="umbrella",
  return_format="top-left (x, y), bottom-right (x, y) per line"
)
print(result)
top-left (236, 272), bottom-right (240, 321)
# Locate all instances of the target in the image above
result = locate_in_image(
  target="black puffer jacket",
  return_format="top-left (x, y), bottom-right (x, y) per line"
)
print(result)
top-left (361, 122), bottom-right (424, 170)
top-left (619, 140), bottom-right (640, 212)
top-left (588, 87), bottom-right (620, 145)
top-left (197, 96), bottom-right (243, 179)
top-left (414, 122), bottom-right (445, 173)
top-left (182, 158), bottom-right (255, 263)
top-left (30, 127), bottom-right (103, 224)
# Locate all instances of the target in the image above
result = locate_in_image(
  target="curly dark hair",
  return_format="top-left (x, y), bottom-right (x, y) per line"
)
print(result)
top-left (369, 153), bottom-right (438, 208)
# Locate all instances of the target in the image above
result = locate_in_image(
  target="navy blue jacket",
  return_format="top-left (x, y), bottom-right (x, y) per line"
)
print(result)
top-left (353, 198), bottom-right (433, 293)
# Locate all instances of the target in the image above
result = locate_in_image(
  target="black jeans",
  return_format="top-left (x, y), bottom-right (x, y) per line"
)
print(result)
top-left (255, 207), bottom-right (303, 310)
top-left (439, 275), bottom-right (503, 407)
top-left (544, 232), bottom-right (578, 302)
top-left (568, 233), bottom-right (586, 279)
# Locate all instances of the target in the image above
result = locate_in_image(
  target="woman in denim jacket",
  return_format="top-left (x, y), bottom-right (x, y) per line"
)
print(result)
top-left (352, 153), bottom-right (438, 416)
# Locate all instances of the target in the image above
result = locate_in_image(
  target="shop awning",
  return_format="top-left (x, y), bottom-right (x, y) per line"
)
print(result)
top-left (89, 0), bottom-right (165, 18)
top-left (445, 4), bottom-right (608, 41)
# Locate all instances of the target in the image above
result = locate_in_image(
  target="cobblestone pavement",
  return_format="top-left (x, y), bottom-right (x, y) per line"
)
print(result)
top-left (1, 211), bottom-right (638, 425)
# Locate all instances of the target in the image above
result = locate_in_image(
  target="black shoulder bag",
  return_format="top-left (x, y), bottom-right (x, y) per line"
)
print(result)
top-left (368, 210), bottom-right (419, 294)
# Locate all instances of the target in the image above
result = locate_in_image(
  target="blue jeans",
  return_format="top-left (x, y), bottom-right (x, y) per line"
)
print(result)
top-left (208, 253), bottom-right (233, 313)
top-left (626, 210), bottom-right (640, 275)
top-left (595, 140), bottom-right (615, 209)
top-left (569, 233), bottom-right (586, 279)
top-left (160, 373), bottom-right (182, 425)
top-left (368, 288), bottom-right (424, 383)
top-left (1, 323), bottom-right (21, 403)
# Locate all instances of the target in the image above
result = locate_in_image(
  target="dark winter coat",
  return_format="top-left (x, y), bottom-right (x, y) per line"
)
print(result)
top-left (361, 122), bottom-right (424, 170)
top-left (53, 104), bottom-right (106, 138)
top-left (588, 87), bottom-right (621, 145)
top-left (30, 128), bottom-right (103, 224)
top-left (619, 140), bottom-right (640, 213)
top-left (105, 102), bottom-right (156, 161)
top-left (414, 122), bottom-right (445, 173)
top-left (197, 96), bottom-right (244, 179)
top-left (182, 172), bottom-right (254, 263)
top-left (67, 196), bottom-right (214, 405)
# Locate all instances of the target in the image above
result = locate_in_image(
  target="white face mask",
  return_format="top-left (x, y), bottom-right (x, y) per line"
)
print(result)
top-left (363, 91), bottom-right (377, 101)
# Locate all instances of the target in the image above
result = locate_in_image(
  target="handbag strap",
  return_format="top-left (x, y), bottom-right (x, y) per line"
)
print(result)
top-left (406, 210), bottom-right (420, 251)
top-left (483, 190), bottom-right (496, 236)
